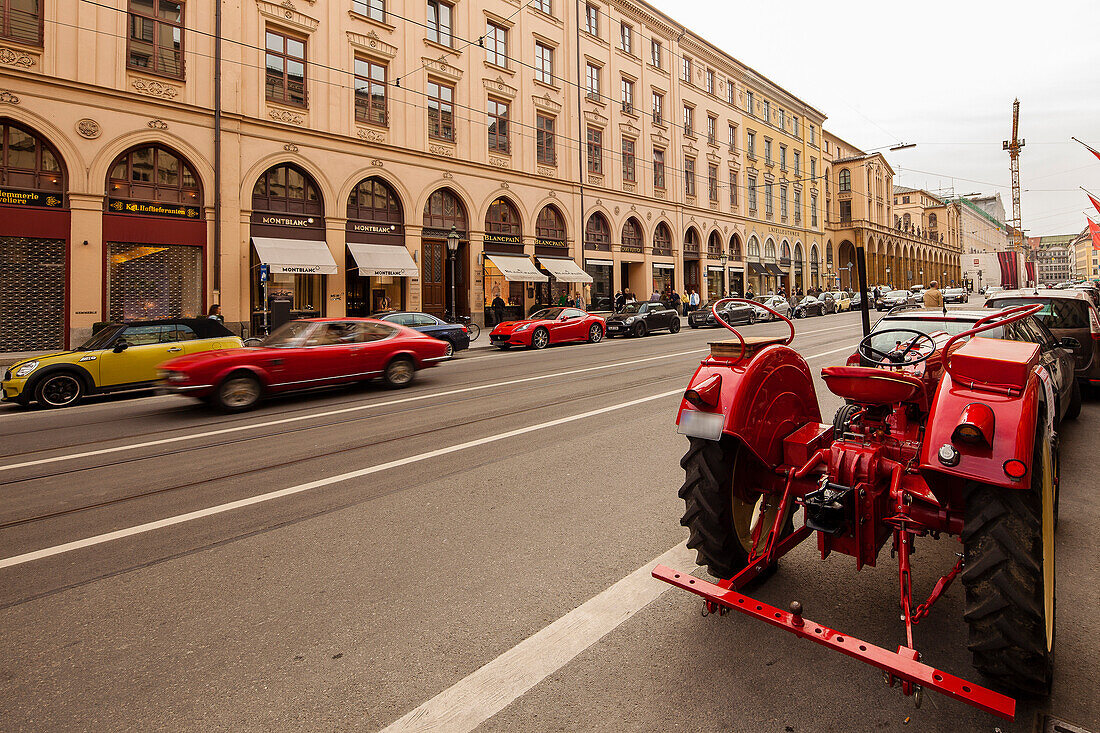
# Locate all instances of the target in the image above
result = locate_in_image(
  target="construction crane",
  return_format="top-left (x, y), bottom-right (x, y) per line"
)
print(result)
top-left (1003, 99), bottom-right (1025, 253)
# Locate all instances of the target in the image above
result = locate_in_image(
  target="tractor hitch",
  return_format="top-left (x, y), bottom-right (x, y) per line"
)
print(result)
top-left (802, 481), bottom-right (855, 535)
top-left (652, 565), bottom-right (1016, 720)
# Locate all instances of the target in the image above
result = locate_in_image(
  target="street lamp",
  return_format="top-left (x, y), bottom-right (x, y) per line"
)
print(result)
top-left (845, 261), bottom-right (854, 290)
top-left (447, 225), bottom-right (459, 320)
top-left (886, 267), bottom-right (891, 288)
top-left (719, 252), bottom-right (729, 296)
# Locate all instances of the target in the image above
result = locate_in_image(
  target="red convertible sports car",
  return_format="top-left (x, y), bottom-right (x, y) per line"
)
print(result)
top-left (159, 318), bottom-right (449, 411)
top-left (489, 307), bottom-right (605, 350)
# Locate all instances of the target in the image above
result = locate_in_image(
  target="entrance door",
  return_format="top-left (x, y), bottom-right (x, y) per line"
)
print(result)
top-left (0, 237), bottom-right (66, 351)
top-left (422, 239), bottom-right (445, 316)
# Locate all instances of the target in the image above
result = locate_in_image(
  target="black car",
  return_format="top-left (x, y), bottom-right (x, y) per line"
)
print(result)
top-left (793, 295), bottom-right (831, 318)
top-left (606, 301), bottom-right (680, 337)
top-left (373, 311), bottom-right (470, 356)
top-left (688, 300), bottom-right (758, 329)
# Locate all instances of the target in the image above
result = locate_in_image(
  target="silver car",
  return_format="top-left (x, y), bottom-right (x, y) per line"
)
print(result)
top-left (754, 295), bottom-right (791, 321)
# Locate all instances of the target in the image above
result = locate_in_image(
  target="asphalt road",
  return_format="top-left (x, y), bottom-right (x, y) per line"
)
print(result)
top-left (0, 310), bottom-right (1096, 733)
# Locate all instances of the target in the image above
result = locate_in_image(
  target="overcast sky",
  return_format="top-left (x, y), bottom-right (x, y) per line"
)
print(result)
top-left (648, 0), bottom-right (1100, 236)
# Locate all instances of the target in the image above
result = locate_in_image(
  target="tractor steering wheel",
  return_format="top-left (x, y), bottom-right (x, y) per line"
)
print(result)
top-left (857, 328), bottom-right (937, 368)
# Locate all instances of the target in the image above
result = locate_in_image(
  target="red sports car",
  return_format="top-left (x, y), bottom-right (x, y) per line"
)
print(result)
top-left (159, 318), bottom-right (449, 411)
top-left (489, 307), bottom-right (605, 350)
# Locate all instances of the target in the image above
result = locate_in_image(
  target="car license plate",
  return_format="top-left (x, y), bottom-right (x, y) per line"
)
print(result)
top-left (608, 325), bottom-right (620, 330)
top-left (677, 408), bottom-right (725, 441)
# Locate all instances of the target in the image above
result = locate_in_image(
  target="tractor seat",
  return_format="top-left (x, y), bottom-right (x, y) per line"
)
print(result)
top-left (821, 366), bottom-right (927, 408)
top-left (710, 335), bottom-right (788, 358)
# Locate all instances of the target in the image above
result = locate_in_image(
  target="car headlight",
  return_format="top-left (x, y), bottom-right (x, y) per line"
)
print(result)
top-left (516, 323), bottom-right (532, 332)
top-left (625, 317), bottom-right (636, 324)
top-left (14, 361), bottom-right (39, 378)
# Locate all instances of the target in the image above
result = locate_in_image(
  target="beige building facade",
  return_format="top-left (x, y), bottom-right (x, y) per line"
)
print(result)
top-left (0, 0), bottom-right (959, 353)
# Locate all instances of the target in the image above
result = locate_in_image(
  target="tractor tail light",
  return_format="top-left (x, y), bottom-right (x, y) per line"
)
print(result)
top-left (952, 403), bottom-right (995, 446)
top-left (684, 374), bottom-right (722, 409)
top-left (1003, 459), bottom-right (1028, 481)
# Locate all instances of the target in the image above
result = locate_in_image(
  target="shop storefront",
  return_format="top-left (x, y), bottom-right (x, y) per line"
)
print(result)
top-left (484, 253), bottom-right (547, 319)
top-left (422, 188), bottom-right (468, 318)
top-left (482, 197), bottom-right (525, 324)
top-left (729, 267), bottom-right (744, 297)
top-left (104, 144), bottom-right (205, 323)
top-left (706, 265), bottom-right (724, 301)
top-left (250, 163), bottom-right (333, 334)
top-left (535, 205), bottom-right (575, 309)
top-left (652, 263), bottom-right (674, 297)
top-left (747, 262), bottom-right (767, 296)
top-left (345, 177), bottom-right (410, 315)
top-left (539, 256), bottom-right (592, 306)
top-left (683, 259), bottom-right (700, 301)
top-left (765, 263), bottom-right (785, 293)
top-left (0, 119), bottom-right (69, 351)
top-left (584, 258), bottom-right (613, 310)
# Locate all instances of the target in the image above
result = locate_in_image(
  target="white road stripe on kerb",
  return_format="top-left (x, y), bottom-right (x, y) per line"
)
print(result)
top-left (378, 541), bottom-right (698, 733)
top-left (0, 389), bottom-right (685, 570)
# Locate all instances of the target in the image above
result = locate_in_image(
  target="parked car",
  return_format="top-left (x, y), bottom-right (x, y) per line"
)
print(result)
top-left (2, 319), bottom-right (242, 409)
top-left (829, 291), bottom-right (852, 311)
top-left (754, 295), bottom-right (792, 321)
top-left (879, 290), bottom-right (916, 311)
top-left (160, 318), bottom-right (448, 411)
top-left (853, 307), bottom-right (1080, 422)
top-left (793, 295), bottom-right (829, 318)
top-left (986, 289), bottom-right (1100, 386)
top-left (1071, 283), bottom-right (1100, 308)
top-left (489, 307), bottom-right (605, 349)
top-left (943, 287), bottom-right (969, 304)
top-left (689, 300), bottom-right (757, 329)
top-left (983, 286), bottom-right (1003, 297)
top-left (373, 311), bottom-right (470, 357)
top-left (606, 301), bottom-right (680, 337)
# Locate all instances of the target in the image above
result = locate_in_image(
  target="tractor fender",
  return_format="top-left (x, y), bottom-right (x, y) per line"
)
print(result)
top-left (919, 370), bottom-right (1042, 489)
top-left (677, 344), bottom-right (822, 467)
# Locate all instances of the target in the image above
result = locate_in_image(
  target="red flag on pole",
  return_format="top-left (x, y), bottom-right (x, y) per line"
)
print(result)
top-left (1075, 137), bottom-right (1100, 163)
top-left (1089, 192), bottom-right (1100, 218)
top-left (1090, 218), bottom-right (1100, 251)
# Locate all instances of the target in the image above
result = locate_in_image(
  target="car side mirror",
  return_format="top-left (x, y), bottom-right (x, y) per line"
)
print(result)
top-left (1058, 336), bottom-right (1081, 350)
top-left (112, 340), bottom-right (129, 353)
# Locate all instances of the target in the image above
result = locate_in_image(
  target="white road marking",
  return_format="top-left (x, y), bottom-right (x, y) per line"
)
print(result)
top-left (378, 542), bottom-right (698, 733)
top-left (0, 388), bottom-right (685, 570)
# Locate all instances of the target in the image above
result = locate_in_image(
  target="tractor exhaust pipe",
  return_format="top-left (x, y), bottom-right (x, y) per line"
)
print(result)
top-left (855, 244), bottom-right (871, 338)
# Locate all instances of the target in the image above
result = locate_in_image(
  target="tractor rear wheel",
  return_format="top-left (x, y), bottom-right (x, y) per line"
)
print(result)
top-left (679, 438), bottom-right (792, 581)
top-left (831, 403), bottom-right (860, 439)
top-left (961, 434), bottom-right (1055, 695)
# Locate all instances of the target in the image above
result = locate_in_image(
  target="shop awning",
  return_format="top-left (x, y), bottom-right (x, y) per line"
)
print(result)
top-left (251, 237), bottom-right (338, 275)
top-left (748, 262), bottom-right (768, 275)
top-left (537, 257), bottom-right (593, 283)
top-left (586, 258), bottom-right (614, 267)
top-left (485, 254), bottom-right (549, 282)
top-left (347, 242), bottom-right (419, 277)
top-left (765, 263), bottom-right (785, 276)
top-left (653, 263), bottom-right (675, 270)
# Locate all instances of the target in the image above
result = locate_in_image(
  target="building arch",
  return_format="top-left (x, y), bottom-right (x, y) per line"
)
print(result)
top-left (748, 235), bottom-right (761, 259)
top-left (337, 168), bottom-right (414, 224)
top-left (529, 196), bottom-right (576, 238)
top-left (484, 195), bottom-right (522, 239)
top-left (240, 152), bottom-right (333, 214)
top-left (838, 168), bottom-right (851, 192)
top-left (536, 204), bottom-right (568, 244)
top-left (584, 211), bottom-right (612, 250)
top-left (107, 143), bottom-right (203, 208)
top-left (780, 239), bottom-right (791, 262)
top-left (1, 110), bottom-right (85, 193)
top-left (729, 233), bottom-right (743, 260)
top-left (651, 220), bottom-right (671, 253)
top-left (420, 187), bottom-right (470, 317)
top-left (707, 229), bottom-right (722, 256)
top-left (764, 237), bottom-right (777, 261)
top-left (622, 216), bottom-right (644, 251)
top-left (346, 175), bottom-right (403, 223)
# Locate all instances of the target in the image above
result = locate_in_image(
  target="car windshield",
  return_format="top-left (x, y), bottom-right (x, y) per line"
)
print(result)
top-left (78, 324), bottom-right (126, 350)
top-left (945, 288), bottom-right (964, 294)
top-left (619, 303), bottom-right (644, 314)
top-left (800, 297), bottom-right (817, 305)
top-left (529, 308), bottom-right (564, 320)
top-left (261, 320), bottom-right (315, 347)
top-left (870, 317), bottom-right (1001, 352)
top-left (755, 296), bottom-right (774, 304)
top-left (987, 297), bottom-right (1088, 329)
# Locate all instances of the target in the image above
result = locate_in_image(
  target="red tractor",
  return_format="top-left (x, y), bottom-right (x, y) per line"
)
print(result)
top-left (654, 299), bottom-right (1057, 720)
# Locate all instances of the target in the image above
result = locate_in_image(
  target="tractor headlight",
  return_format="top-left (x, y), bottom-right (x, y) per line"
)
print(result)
top-left (937, 443), bottom-right (960, 467)
top-left (14, 361), bottom-right (39, 378)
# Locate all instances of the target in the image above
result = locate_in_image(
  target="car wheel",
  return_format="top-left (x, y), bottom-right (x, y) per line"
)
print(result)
top-left (794, 308), bottom-right (803, 319)
top-left (443, 341), bottom-right (455, 358)
top-left (588, 323), bottom-right (603, 343)
top-left (748, 311), bottom-right (757, 325)
top-left (669, 318), bottom-right (681, 334)
top-left (215, 373), bottom-right (262, 412)
top-left (35, 371), bottom-right (85, 408)
top-left (383, 356), bottom-right (416, 388)
top-left (1065, 379), bottom-right (1082, 420)
top-left (633, 322), bottom-right (647, 338)
top-left (689, 322), bottom-right (698, 329)
top-left (531, 327), bottom-right (550, 350)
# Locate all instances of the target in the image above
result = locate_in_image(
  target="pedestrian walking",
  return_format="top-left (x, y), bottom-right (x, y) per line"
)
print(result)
top-left (491, 294), bottom-right (505, 325)
top-left (650, 289), bottom-right (661, 301)
top-left (923, 280), bottom-right (944, 309)
top-left (670, 291), bottom-right (681, 313)
top-left (615, 290), bottom-right (626, 312)
top-left (207, 304), bottom-right (224, 322)
top-left (688, 289), bottom-right (700, 314)
top-left (576, 292), bottom-right (586, 311)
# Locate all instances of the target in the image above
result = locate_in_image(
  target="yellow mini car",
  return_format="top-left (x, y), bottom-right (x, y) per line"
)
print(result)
top-left (3, 319), bottom-right (242, 408)
top-left (829, 291), bottom-right (852, 312)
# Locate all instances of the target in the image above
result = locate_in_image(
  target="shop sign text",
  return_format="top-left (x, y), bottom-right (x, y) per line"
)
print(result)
top-left (0, 188), bottom-right (63, 208)
top-left (109, 199), bottom-right (200, 219)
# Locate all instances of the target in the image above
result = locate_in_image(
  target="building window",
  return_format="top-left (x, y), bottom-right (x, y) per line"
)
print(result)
top-left (728, 123), bottom-right (736, 149)
top-left (585, 3), bottom-right (598, 35)
top-left (1, 120), bottom-right (64, 194)
top-left (762, 99), bottom-right (770, 121)
top-left (110, 145), bottom-right (199, 204)
top-left (650, 39), bottom-right (661, 68)
top-left (427, 79), bottom-right (454, 141)
top-left (682, 105), bottom-right (693, 136)
top-left (838, 168), bottom-right (851, 192)
top-left (536, 114), bottom-right (556, 164)
top-left (352, 0), bottom-right (384, 22)
top-left (707, 115), bottom-right (716, 145)
top-left (353, 57), bottom-right (387, 126)
top-left (347, 176), bottom-right (402, 223)
top-left (793, 188), bottom-right (801, 219)
top-left (747, 175), bottom-right (757, 211)
top-left (727, 82), bottom-right (735, 106)
top-left (840, 199), bottom-right (852, 222)
top-left (780, 185), bottom-right (788, 218)
top-left (764, 139), bottom-right (772, 165)
top-left (0, 0), bottom-right (42, 44)
top-left (621, 218), bottom-right (642, 250)
top-left (652, 92), bottom-right (663, 125)
top-left (587, 126), bottom-right (602, 174)
top-left (792, 115), bottom-right (800, 138)
top-left (765, 183), bottom-right (773, 216)
top-left (487, 98), bottom-right (509, 153)
top-left (746, 130), bottom-right (755, 158)
top-left (426, 0), bottom-right (453, 47)
top-left (729, 170), bottom-right (737, 207)
top-left (684, 157), bottom-right (695, 197)
top-left (653, 148), bottom-right (665, 189)
top-left (127, 0), bottom-right (184, 78)
top-left (705, 69), bottom-right (715, 94)
top-left (777, 107), bottom-right (785, 129)
top-left (250, 162), bottom-right (320, 214)
top-left (745, 90), bottom-right (754, 115)
top-left (779, 145), bottom-right (786, 171)
top-left (585, 213), bottom-right (610, 248)
top-left (485, 21), bottom-right (507, 67)
top-left (793, 150), bottom-right (800, 175)
top-left (654, 223), bottom-right (672, 253)
top-left (620, 22), bottom-right (632, 54)
top-left (708, 164), bottom-right (718, 202)
top-left (532, 0), bottom-right (551, 13)
top-left (681, 55), bottom-right (691, 83)
top-left (810, 157), bottom-right (816, 179)
top-left (535, 42), bottom-right (553, 84)
top-left (265, 29), bottom-right (306, 107)
top-left (537, 205), bottom-right (566, 242)
top-left (620, 78), bottom-right (634, 114)
top-left (586, 62), bottom-right (600, 100)
top-left (809, 124), bottom-right (816, 145)
top-left (622, 137), bottom-right (635, 183)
